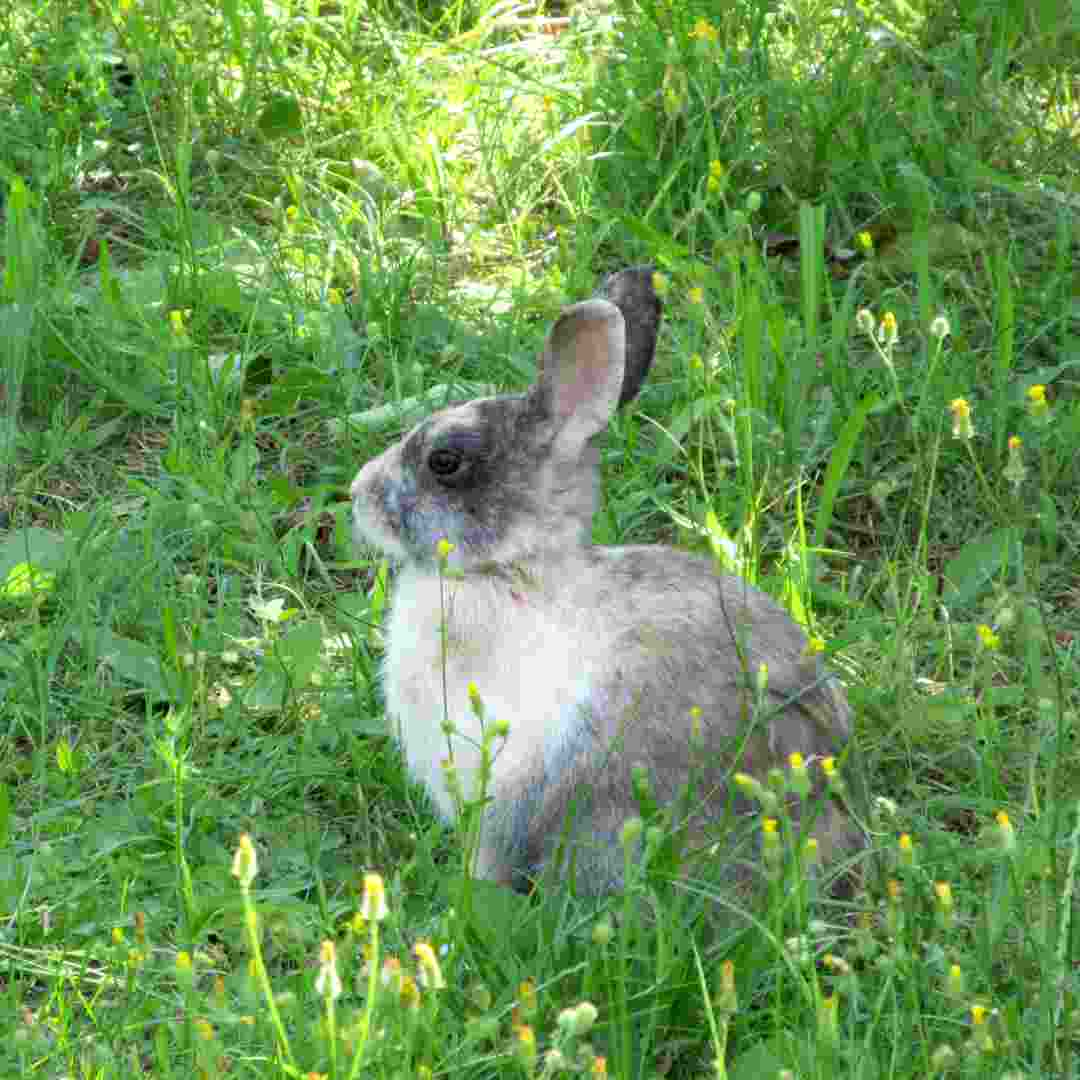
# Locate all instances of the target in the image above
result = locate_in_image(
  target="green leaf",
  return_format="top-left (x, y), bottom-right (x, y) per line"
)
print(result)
top-left (244, 620), bottom-right (325, 710)
top-left (941, 527), bottom-right (1020, 607)
top-left (0, 526), bottom-right (68, 577)
top-left (0, 782), bottom-right (10, 850)
top-left (813, 392), bottom-right (879, 550)
top-left (258, 94), bottom-right (303, 139)
top-left (97, 629), bottom-right (171, 701)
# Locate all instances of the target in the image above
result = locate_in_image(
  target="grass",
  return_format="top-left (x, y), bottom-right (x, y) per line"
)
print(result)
top-left (1, 0), bottom-right (1079, 1075)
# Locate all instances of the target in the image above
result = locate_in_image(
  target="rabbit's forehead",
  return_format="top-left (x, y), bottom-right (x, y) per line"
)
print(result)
top-left (402, 395), bottom-right (530, 455)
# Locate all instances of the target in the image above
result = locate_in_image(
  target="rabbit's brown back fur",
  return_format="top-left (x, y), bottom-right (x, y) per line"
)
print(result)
top-left (351, 267), bottom-right (864, 896)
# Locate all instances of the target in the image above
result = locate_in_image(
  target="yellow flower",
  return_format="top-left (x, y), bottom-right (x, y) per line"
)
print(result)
top-left (945, 963), bottom-right (964, 1000)
top-left (949, 397), bottom-right (974, 440)
top-left (856, 231), bottom-right (873, 253)
top-left (688, 286), bottom-right (704, 305)
top-left (231, 834), bottom-right (258, 889)
top-left (1008, 435), bottom-right (1022, 450)
top-left (285, 204), bottom-right (299, 222)
top-left (168, 309), bottom-right (190, 337)
top-left (878, 311), bottom-right (898, 345)
top-left (934, 881), bottom-right (955, 930)
top-left (315, 940), bottom-right (342, 1000)
top-left (976, 624), bottom-right (1000, 650)
top-left (436, 538), bottom-right (455, 560)
top-left (994, 811), bottom-right (1016, 853)
top-left (817, 994), bottom-right (839, 1044)
top-left (718, 959), bottom-right (738, 1013)
top-left (761, 817), bottom-right (782, 872)
top-left (1026, 383), bottom-right (1049, 421)
top-left (709, 159), bottom-right (725, 179)
top-left (399, 974), bottom-right (421, 1010)
top-left (514, 1025), bottom-right (537, 1070)
top-left (327, 288), bottom-right (343, 305)
top-left (413, 941), bottom-right (446, 989)
top-left (897, 833), bottom-right (915, 868)
top-left (651, 272), bottom-right (669, 297)
top-left (360, 873), bottom-right (388, 921)
top-left (689, 18), bottom-right (718, 43)
top-left (788, 752), bottom-right (811, 798)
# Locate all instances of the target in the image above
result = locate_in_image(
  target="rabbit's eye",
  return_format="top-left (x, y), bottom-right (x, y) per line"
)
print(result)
top-left (427, 447), bottom-right (465, 478)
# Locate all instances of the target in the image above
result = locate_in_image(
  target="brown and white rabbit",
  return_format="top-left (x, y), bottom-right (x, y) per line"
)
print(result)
top-left (351, 267), bottom-right (864, 896)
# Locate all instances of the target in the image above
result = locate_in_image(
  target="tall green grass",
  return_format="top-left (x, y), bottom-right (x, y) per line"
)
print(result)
top-left (0, 0), bottom-right (1078, 1075)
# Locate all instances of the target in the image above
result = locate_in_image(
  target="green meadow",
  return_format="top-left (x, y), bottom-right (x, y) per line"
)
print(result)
top-left (1, 0), bottom-right (1078, 1075)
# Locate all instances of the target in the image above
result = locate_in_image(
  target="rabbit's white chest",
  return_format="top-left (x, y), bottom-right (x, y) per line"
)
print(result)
top-left (382, 567), bottom-right (596, 819)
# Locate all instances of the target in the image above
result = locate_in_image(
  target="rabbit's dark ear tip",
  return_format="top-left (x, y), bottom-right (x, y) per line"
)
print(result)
top-left (595, 266), bottom-right (662, 409)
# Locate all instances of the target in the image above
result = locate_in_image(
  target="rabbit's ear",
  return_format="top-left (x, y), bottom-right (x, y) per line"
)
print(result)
top-left (536, 299), bottom-right (626, 450)
top-left (596, 266), bottom-right (662, 409)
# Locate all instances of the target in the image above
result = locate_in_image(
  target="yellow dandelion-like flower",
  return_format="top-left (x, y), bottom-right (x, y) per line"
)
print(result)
top-left (518, 979), bottom-right (538, 1017)
top-left (592, 1056), bottom-right (608, 1076)
top-left (976, 624), bottom-right (1000, 650)
top-left (399, 974), bottom-right (421, 1010)
top-left (856, 231), bottom-right (873, 253)
top-left (413, 941), bottom-right (446, 989)
top-left (788, 752), bottom-right (811, 798)
top-left (651, 272), bottom-right (669, 297)
top-left (971, 1004), bottom-right (988, 1026)
top-left (934, 881), bottom-right (955, 930)
top-left (168, 309), bottom-right (190, 337)
top-left (878, 311), bottom-right (898, 345)
top-left (315, 940), bottom-right (342, 1001)
top-left (1004, 435), bottom-right (1025, 489)
top-left (360, 873), bottom-right (388, 921)
top-left (436, 537), bottom-right (456, 561)
top-left (515, 1025), bottom-right (537, 1069)
top-left (946, 963), bottom-right (964, 999)
top-left (688, 286), bottom-right (704, 305)
top-left (718, 959), bottom-right (737, 1013)
top-left (285, 204), bottom-right (299, 222)
top-left (194, 1018), bottom-right (215, 1042)
top-left (1026, 383), bottom-right (1049, 422)
top-left (898, 833), bottom-right (915, 868)
top-left (817, 993), bottom-right (839, 1043)
top-left (994, 811), bottom-right (1017, 853)
top-left (949, 397), bottom-right (974, 440)
top-left (761, 817), bottom-right (782, 871)
top-left (689, 18), bottom-right (718, 43)
top-left (231, 834), bottom-right (258, 889)
top-left (328, 288), bottom-right (343, 306)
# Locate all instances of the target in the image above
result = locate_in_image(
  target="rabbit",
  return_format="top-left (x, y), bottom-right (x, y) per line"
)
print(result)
top-left (350, 266), bottom-right (864, 897)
